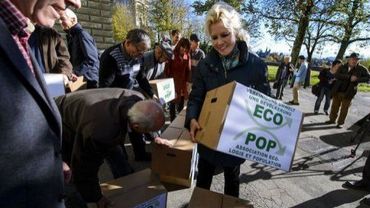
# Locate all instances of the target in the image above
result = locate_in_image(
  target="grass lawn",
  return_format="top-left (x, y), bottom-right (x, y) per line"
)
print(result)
top-left (268, 65), bottom-right (370, 92)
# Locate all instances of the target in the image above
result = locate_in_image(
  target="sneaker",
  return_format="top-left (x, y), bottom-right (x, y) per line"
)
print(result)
top-left (336, 124), bottom-right (343, 129)
top-left (325, 120), bottom-right (335, 124)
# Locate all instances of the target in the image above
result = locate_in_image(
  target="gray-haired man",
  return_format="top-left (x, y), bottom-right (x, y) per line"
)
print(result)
top-left (56, 88), bottom-right (165, 208)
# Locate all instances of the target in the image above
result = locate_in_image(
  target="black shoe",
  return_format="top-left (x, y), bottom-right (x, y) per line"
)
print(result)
top-left (363, 197), bottom-right (370, 206)
top-left (314, 111), bottom-right (318, 115)
top-left (288, 101), bottom-right (299, 105)
top-left (324, 111), bottom-right (329, 115)
top-left (342, 180), bottom-right (370, 191)
top-left (135, 152), bottom-right (152, 162)
top-left (336, 124), bottom-right (343, 129)
top-left (325, 120), bottom-right (335, 124)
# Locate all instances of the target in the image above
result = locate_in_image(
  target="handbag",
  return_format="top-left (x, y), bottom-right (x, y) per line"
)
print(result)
top-left (311, 83), bottom-right (321, 96)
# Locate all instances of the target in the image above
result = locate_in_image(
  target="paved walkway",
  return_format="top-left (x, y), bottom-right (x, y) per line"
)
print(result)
top-left (99, 86), bottom-right (370, 208)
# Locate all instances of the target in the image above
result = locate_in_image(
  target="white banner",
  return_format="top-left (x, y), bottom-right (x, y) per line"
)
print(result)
top-left (218, 84), bottom-right (303, 171)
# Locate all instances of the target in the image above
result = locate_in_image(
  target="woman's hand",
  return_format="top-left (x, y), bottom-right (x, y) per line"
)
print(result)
top-left (190, 119), bottom-right (201, 143)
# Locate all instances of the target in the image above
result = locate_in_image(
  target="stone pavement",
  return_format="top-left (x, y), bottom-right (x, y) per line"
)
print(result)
top-left (99, 86), bottom-right (370, 208)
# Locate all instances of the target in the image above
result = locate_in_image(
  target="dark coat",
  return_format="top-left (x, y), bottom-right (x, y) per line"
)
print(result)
top-left (55, 88), bottom-right (144, 202)
top-left (99, 43), bottom-right (153, 97)
top-left (331, 63), bottom-right (369, 99)
top-left (65, 23), bottom-right (100, 88)
top-left (30, 25), bottom-right (74, 79)
top-left (0, 18), bottom-right (64, 208)
top-left (275, 62), bottom-right (294, 82)
top-left (185, 41), bottom-right (271, 167)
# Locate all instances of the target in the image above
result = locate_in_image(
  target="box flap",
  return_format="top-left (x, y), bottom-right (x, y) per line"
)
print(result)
top-left (222, 194), bottom-right (253, 208)
top-left (196, 82), bottom-right (236, 149)
top-left (188, 187), bottom-right (222, 208)
top-left (100, 169), bottom-right (167, 208)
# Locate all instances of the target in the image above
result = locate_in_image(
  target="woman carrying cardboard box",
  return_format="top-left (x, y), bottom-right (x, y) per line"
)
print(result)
top-left (185, 2), bottom-right (271, 197)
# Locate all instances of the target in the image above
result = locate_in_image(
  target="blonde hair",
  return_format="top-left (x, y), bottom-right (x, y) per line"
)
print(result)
top-left (205, 2), bottom-right (250, 43)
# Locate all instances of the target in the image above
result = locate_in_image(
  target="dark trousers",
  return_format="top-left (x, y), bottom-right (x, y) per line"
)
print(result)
top-left (105, 145), bottom-right (133, 178)
top-left (275, 79), bottom-right (288, 99)
top-left (169, 96), bottom-right (185, 121)
top-left (314, 87), bottom-right (331, 112)
top-left (196, 157), bottom-right (240, 197)
top-left (363, 155), bottom-right (370, 183)
top-left (329, 93), bottom-right (352, 125)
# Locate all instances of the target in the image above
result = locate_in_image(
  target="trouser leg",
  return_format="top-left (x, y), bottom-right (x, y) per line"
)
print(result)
top-left (224, 165), bottom-right (240, 197)
top-left (196, 157), bottom-right (215, 190)
top-left (337, 98), bottom-right (352, 125)
top-left (329, 94), bottom-right (341, 122)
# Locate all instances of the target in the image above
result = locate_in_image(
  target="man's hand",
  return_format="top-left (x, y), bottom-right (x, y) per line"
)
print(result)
top-left (70, 73), bottom-right (78, 82)
top-left (190, 119), bottom-right (201, 143)
top-left (62, 162), bottom-right (72, 184)
top-left (154, 137), bottom-right (172, 147)
top-left (96, 195), bottom-right (112, 208)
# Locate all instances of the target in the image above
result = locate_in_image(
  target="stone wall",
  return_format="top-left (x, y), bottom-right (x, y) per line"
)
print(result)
top-left (59, 0), bottom-right (115, 51)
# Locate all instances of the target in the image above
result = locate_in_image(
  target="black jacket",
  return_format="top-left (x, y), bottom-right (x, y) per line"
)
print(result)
top-left (185, 41), bottom-right (271, 167)
top-left (65, 23), bottom-right (100, 88)
top-left (331, 63), bottom-right (369, 99)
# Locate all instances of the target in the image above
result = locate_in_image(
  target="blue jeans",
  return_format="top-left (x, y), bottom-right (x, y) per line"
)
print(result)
top-left (314, 87), bottom-right (331, 112)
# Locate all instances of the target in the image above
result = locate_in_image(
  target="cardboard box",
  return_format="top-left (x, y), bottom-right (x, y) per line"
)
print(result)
top-left (89, 169), bottom-right (167, 208)
top-left (152, 110), bottom-right (197, 187)
top-left (149, 78), bottom-right (175, 104)
top-left (43, 73), bottom-right (65, 97)
top-left (67, 76), bottom-right (86, 92)
top-left (195, 82), bottom-right (303, 171)
top-left (188, 187), bottom-right (253, 208)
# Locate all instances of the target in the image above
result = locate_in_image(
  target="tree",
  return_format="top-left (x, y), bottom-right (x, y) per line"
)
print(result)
top-left (327, 0), bottom-right (370, 60)
top-left (192, 0), bottom-right (261, 39)
top-left (149, 0), bottom-right (189, 41)
top-left (112, 3), bottom-right (135, 41)
top-left (249, 0), bottom-right (320, 65)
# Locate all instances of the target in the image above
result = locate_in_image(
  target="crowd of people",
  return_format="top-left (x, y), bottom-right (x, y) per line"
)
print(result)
top-left (1, 0), bottom-right (370, 208)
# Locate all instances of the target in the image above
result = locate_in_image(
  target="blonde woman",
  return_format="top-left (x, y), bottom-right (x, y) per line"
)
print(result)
top-left (185, 2), bottom-right (271, 197)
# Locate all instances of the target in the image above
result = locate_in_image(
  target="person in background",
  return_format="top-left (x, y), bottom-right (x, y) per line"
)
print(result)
top-left (0, 0), bottom-right (81, 207)
top-left (29, 25), bottom-right (77, 81)
top-left (326, 52), bottom-right (369, 128)
top-left (56, 88), bottom-right (166, 208)
top-left (59, 8), bottom-right (99, 88)
top-left (99, 28), bottom-right (153, 161)
top-left (185, 2), bottom-right (271, 197)
top-left (165, 37), bottom-right (191, 121)
top-left (189, 33), bottom-right (206, 83)
top-left (274, 55), bottom-right (294, 100)
top-left (170, 29), bottom-right (181, 49)
top-left (289, 55), bottom-right (308, 105)
top-left (314, 59), bottom-right (342, 115)
top-left (141, 41), bottom-right (173, 80)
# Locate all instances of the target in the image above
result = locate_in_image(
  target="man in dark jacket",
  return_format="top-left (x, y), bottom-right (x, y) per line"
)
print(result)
top-left (0, 0), bottom-right (80, 207)
top-left (60, 8), bottom-right (99, 88)
top-left (29, 25), bottom-right (76, 81)
top-left (326, 53), bottom-right (369, 128)
top-left (55, 88), bottom-right (165, 208)
top-left (141, 41), bottom-right (173, 80)
top-left (274, 55), bottom-right (294, 99)
top-left (99, 29), bottom-right (152, 97)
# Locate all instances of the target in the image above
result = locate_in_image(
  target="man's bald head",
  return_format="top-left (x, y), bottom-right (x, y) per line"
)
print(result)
top-left (128, 100), bottom-right (165, 133)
